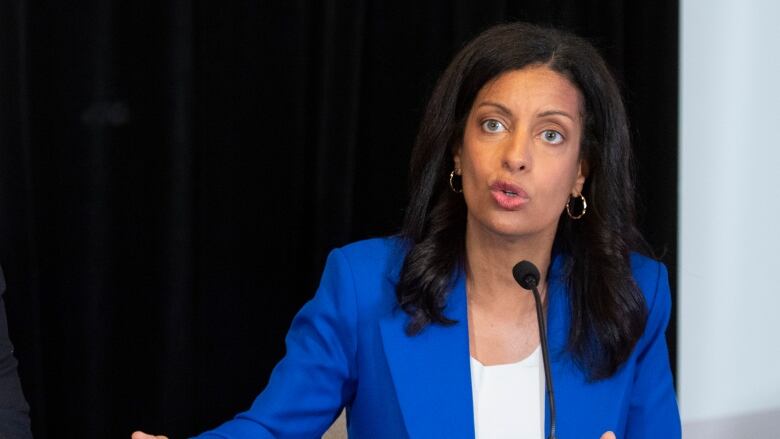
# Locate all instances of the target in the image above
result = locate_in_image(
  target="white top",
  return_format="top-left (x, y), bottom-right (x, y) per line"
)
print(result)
top-left (470, 345), bottom-right (545, 438)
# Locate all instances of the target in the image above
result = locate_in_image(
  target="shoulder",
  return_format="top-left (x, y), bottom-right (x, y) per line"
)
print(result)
top-left (627, 253), bottom-right (673, 351)
top-left (629, 252), bottom-right (670, 307)
top-left (331, 236), bottom-right (409, 281)
top-left (628, 252), bottom-right (666, 283)
top-left (320, 237), bottom-right (409, 322)
top-left (336, 236), bottom-right (408, 261)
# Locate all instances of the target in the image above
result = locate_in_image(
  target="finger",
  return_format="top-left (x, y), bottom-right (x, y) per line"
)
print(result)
top-left (599, 431), bottom-right (616, 439)
top-left (131, 432), bottom-right (168, 439)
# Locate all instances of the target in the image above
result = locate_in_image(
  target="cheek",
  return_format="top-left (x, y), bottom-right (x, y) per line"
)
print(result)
top-left (459, 145), bottom-right (489, 184)
top-left (459, 154), bottom-right (493, 211)
top-left (540, 160), bottom-right (581, 207)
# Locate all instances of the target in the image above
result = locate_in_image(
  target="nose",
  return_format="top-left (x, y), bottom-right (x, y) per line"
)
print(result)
top-left (501, 131), bottom-right (531, 172)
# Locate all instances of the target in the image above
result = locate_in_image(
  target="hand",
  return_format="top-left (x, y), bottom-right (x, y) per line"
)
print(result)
top-left (600, 432), bottom-right (616, 439)
top-left (131, 431), bottom-right (168, 439)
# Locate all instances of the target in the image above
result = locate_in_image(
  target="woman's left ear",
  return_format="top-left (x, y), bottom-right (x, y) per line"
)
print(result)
top-left (452, 147), bottom-right (462, 172)
top-left (573, 159), bottom-right (588, 194)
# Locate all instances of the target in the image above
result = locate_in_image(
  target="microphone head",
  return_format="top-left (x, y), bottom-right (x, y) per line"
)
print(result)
top-left (512, 260), bottom-right (540, 290)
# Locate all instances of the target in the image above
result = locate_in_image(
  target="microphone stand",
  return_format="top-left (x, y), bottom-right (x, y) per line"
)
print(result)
top-left (513, 261), bottom-right (557, 439)
top-left (529, 278), bottom-right (557, 439)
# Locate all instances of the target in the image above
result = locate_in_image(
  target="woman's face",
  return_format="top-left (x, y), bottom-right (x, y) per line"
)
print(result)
top-left (454, 65), bottom-right (587, 242)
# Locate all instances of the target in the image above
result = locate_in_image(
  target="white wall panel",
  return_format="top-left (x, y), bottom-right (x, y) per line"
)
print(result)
top-left (680, 0), bottom-right (780, 434)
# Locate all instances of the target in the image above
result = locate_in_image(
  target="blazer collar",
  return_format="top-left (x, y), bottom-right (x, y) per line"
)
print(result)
top-left (379, 269), bottom-right (475, 438)
top-left (379, 254), bottom-right (571, 438)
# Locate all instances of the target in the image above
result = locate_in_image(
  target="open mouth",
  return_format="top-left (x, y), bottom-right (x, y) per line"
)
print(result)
top-left (490, 181), bottom-right (529, 209)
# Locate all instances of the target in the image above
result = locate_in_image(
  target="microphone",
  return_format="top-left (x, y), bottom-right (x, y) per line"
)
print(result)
top-left (512, 260), bottom-right (557, 439)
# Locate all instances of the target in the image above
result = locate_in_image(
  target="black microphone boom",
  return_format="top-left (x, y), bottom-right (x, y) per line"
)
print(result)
top-left (512, 260), bottom-right (557, 439)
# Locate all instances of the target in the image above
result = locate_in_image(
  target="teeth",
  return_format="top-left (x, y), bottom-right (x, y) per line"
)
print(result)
top-left (503, 190), bottom-right (517, 196)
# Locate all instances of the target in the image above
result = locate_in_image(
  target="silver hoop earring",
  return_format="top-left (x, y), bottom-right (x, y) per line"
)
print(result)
top-left (449, 170), bottom-right (462, 193)
top-left (566, 193), bottom-right (587, 219)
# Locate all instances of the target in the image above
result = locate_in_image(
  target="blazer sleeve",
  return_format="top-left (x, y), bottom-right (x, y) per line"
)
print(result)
top-left (0, 266), bottom-right (33, 439)
top-left (195, 248), bottom-right (358, 439)
top-left (625, 261), bottom-right (681, 438)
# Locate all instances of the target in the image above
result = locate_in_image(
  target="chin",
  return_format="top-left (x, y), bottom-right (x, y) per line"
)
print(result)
top-left (469, 213), bottom-right (557, 243)
top-left (467, 202), bottom-right (559, 237)
top-left (477, 219), bottom-right (537, 240)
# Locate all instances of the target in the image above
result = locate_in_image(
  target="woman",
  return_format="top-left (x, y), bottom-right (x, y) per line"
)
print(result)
top-left (135, 22), bottom-right (680, 438)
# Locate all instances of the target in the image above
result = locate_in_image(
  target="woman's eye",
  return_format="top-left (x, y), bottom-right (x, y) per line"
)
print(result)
top-left (541, 129), bottom-right (564, 144)
top-left (481, 119), bottom-right (507, 133)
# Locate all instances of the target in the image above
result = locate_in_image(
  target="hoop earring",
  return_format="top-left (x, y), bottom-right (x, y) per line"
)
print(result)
top-left (449, 170), bottom-right (462, 193)
top-left (566, 193), bottom-right (587, 219)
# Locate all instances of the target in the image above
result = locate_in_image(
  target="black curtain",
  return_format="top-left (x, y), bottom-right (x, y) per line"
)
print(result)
top-left (0, 1), bottom-right (678, 437)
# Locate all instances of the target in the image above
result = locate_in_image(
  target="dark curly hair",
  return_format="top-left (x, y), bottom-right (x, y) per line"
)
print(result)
top-left (397, 22), bottom-right (649, 380)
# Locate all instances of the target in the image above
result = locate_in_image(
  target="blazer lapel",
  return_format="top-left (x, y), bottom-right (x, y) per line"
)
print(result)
top-left (544, 254), bottom-right (572, 439)
top-left (379, 271), bottom-right (475, 438)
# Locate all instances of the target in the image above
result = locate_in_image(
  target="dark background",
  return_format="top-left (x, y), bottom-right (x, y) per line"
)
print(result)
top-left (0, 1), bottom-right (678, 437)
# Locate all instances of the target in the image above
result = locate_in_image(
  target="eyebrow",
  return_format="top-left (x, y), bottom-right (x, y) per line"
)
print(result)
top-left (477, 101), bottom-right (513, 115)
top-left (537, 110), bottom-right (576, 121)
top-left (477, 101), bottom-right (576, 122)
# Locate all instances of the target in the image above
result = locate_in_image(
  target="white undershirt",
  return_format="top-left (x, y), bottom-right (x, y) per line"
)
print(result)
top-left (470, 345), bottom-right (545, 438)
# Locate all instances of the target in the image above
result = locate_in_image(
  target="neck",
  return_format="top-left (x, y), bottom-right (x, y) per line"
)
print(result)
top-left (464, 220), bottom-right (555, 309)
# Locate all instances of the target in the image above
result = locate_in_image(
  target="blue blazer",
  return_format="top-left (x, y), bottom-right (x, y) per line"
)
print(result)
top-left (197, 238), bottom-right (681, 438)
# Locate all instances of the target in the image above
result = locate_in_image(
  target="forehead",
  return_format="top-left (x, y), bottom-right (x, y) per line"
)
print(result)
top-left (473, 66), bottom-right (583, 116)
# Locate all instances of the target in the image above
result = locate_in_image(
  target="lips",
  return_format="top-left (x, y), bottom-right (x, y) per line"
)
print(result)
top-left (489, 181), bottom-right (529, 210)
